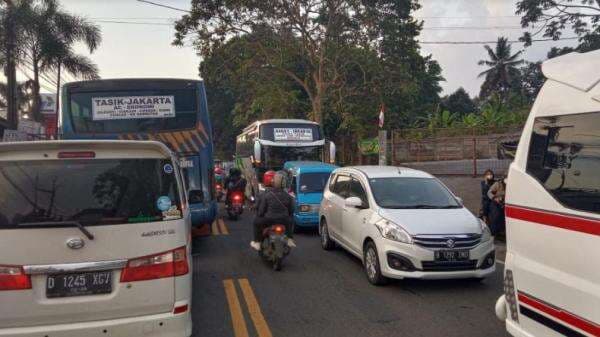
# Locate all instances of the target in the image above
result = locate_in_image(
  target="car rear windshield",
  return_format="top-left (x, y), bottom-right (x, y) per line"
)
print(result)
top-left (0, 159), bottom-right (182, 229)
top-left (299, 172), bottom-right (331, 193)
top-left (368, 177), bottom-right (461, 209)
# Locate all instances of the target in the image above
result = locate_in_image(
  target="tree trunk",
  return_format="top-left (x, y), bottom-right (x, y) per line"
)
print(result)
top-left (31, 58), bottom-right (42, 122)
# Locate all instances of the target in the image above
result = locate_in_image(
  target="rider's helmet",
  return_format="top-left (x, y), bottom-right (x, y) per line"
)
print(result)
top-left (272, 171), bottom-right (286, 189)
top-left (263, 170), bottom-right (276, 187)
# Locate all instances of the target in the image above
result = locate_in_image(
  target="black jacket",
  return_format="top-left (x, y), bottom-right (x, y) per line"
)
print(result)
top-left (256, 187), bottom-right (294, 219)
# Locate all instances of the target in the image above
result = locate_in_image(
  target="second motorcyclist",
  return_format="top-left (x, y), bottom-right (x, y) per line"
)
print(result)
top-left (250, 171), bottom-right (296, 251)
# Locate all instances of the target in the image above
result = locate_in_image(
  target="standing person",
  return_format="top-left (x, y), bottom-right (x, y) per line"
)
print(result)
top-left (480, 169), bottom-right (496, 223)
top-left (251, 171), bottom-right (296, 251)
top-left (487, 176), bottom-right (506, 237)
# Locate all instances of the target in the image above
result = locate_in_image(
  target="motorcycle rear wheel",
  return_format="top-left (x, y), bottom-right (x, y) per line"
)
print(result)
top-left (272, 257), bottom-right (282, 271)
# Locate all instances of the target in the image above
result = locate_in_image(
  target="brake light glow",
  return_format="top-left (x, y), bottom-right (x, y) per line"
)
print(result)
top-left (120, 247), bottom-right (189, 283)
top-left (273, 225), bottom-right (286, 235)
top-left (0, 265), bottom-right (31, 291)
top-left (232, 194), bottom-right (243, 202)
top-left (57, 151), bottom-right (96, 159)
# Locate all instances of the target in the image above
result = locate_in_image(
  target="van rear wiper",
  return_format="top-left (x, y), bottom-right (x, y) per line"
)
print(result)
top-left (18, 221), bottom-right (95, 240)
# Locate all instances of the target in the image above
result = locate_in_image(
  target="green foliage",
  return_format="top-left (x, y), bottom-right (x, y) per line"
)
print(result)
top-left (441, 87), bottom-right (477, 116)
top-left (517, 0), bottom-right (600, 50)
top-left (478, 37), bottom-right (524, 101)
top-left (182, 0), bottom-right (444, 156)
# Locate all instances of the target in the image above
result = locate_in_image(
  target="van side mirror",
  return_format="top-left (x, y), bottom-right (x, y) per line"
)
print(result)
top-left (253, 140), bottom-right (262, 164)
top-left (188, 190), bottom-right (204, 204)
top-left (329, 141), bottom-right (336, 164)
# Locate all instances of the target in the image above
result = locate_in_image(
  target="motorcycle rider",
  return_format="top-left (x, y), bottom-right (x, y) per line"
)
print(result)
top-left (250, 171), bottom-right (296, 251)
top-left (224, 167), bottom-right (247, 206)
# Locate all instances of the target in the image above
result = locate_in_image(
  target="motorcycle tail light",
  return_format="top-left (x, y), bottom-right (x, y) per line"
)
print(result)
top-left (272, 225), bottom-right (286, 235)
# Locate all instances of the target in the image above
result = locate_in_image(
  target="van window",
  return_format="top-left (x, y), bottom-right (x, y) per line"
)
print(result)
top-left (299, 172), bottom-right (331, 193)
top-left (526, 111), bottom-right (600, 214)
top-left (0, 158), bottom-right (183, 228)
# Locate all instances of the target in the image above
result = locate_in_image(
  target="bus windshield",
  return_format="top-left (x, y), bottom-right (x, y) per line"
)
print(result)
top-left (263, 145), bottom-right (322, 170)
top-left (68, 88), bottom-right (198, 134)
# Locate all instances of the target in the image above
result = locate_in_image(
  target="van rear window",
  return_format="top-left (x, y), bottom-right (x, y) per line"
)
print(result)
top-left (526, 111), bottom-right (600, 214)
top-left (0, 159), bottom-right (182, 228)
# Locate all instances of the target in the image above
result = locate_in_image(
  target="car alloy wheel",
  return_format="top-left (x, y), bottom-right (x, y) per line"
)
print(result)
top-left (365, 248), bottom-right (378, 280)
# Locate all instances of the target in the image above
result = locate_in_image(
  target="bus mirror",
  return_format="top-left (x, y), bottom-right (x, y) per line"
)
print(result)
top-left (254, 141), bottom-right (262, 164)
top-left (329, 142), bottom-right (336, 164)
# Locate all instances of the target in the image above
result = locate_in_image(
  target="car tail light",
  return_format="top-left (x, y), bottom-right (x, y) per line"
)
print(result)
top-left (0, 265), bottom-right (31, 291)
top-left (120, 247), bottom-right (189, 283)
top-left (58, 151), bottom-right (96, 159)
top-left (272, 225), bottom-right (286, 235)
top-left (173, 304), bottom-right (188, 314)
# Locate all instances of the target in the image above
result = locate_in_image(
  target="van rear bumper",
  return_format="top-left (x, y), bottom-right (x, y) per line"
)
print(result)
top-left (0, 311), bottom-right (191, 337)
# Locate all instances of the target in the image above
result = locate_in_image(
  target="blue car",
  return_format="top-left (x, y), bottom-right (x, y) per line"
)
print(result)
top-left (283, 161), bottom-right (338, 228)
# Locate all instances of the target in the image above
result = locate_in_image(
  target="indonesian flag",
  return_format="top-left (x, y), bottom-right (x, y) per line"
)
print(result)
top-left (378, 104), bottom-right (385, 128)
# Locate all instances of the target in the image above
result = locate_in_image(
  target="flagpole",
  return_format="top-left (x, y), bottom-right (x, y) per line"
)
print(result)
top-left (378, 104), bottom-right (386, 166)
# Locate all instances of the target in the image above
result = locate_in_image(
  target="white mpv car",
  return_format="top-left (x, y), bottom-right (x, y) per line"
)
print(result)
top-left (319, 166), bottom-right (495, 285)
top-left (0, 140), bottom-right (192, 337)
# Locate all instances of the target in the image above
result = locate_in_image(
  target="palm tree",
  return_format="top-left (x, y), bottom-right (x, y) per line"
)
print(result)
top-left (478, 37), bottom-right (524, 101)
top-left (21, 0), bottom-right (101, 121)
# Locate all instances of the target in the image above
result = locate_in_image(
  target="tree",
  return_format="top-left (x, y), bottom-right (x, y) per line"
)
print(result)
top-left (441, 87), bottom-right (477, 116)
top-left (519, 61), bottom-right (544, 103)
top-left (22, 0), bottom-right (101, 121)
top-left (174, 0), bottom-right (434, 126)
top-left (517, 0), bottom-right (600, 50)
top-left (478, 37), bottom-right (524, 100)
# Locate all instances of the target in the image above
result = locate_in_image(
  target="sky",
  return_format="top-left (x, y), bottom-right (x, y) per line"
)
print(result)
top-left (13, 0), bottom-right (579, 97)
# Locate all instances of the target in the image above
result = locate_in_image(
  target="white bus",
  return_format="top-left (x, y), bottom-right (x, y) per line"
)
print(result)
top-left (235, 119), bottom-right (335, 195)
top-left (496, 50), bottom-right (600, 337)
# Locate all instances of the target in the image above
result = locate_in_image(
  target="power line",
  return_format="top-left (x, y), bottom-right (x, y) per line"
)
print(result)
top-left (136, 0), bottom-right (190, 13)
top-left (420, 36), bottom-right (579, 45)
top-left (92, 19), bottom-right (173, 26)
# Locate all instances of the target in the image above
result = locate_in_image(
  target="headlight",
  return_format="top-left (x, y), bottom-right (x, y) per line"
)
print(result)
top-left (480, 219), bottom-right (492, 242)
top-left (299, 204), bottom-right (319, 213)
top-left (374, 218), bottom-right (412, 244)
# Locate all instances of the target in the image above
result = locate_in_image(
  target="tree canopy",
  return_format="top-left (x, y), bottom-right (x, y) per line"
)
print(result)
top-left (175, 0), bottom-right (443, 157)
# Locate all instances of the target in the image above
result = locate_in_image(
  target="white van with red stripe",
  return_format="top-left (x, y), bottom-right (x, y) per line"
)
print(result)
top-left (0, 140), bottom-right (192, 336)
top-left (496, 50), bottom-right (600, 337)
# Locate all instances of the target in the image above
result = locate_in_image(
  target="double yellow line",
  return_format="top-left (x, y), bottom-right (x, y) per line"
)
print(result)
top-left (211, 218), bottom-right (229, 235)
top-left (223, 278), bottom-right (273, 337)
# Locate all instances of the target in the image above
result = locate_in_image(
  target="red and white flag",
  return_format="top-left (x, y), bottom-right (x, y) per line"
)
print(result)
top-left (378, 104), bottom-right (385, 128)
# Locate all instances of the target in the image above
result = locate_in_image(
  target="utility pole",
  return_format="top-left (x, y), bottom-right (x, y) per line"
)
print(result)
top-left (4, 0), bottom-right (18, 130)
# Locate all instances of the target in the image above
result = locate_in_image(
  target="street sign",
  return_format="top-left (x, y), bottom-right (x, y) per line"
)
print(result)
top-left (358, 138), bottom-right (379, 155)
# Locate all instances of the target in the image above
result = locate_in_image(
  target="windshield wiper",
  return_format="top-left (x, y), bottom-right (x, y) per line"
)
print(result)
top-left (18, 221), bottom-right (95, 240)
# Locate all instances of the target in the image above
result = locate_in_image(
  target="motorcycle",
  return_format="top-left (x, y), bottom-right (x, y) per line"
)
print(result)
top-left (226, 191), bottom-right (244, 220)
top-left (259, 224), bottom-right (291, 271)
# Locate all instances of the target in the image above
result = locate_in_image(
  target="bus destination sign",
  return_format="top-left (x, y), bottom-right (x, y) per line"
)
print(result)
top-left (91, 95), bottom-right (175, 121)
top-left (273, 128), bottom-right (313, 141)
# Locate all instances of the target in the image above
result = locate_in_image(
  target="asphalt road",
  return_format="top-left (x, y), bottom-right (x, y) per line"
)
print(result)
top-left (190, 210), bottom-right (509, 337)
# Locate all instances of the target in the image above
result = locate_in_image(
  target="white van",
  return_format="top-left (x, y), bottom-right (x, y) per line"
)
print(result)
top-left (496, 51), bottom-right (600, 337)
top-left (0, 140), bottom-right (192, 337)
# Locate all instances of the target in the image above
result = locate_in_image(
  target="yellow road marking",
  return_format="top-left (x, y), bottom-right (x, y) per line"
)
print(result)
top-left (218, 218), bottom-right (229, 235)
top-left (238, 279), bottom-right (273, 337)
top-left (223, 279), bottom-right (250, 337)
top-left (211, 220), bottom-right (220, 235)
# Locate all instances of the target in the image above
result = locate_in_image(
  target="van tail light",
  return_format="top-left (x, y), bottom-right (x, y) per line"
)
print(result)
top-left (0, 265), bottom-right (31, 291)
top-left (120, 247), bottom-right (189, 283)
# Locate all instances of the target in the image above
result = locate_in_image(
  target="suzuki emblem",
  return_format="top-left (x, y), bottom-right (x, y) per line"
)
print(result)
top-left (66, 238), bottom-right (85, 250)
top-left (446, 239), bottom-right (456, 249)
